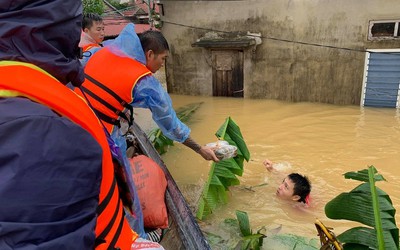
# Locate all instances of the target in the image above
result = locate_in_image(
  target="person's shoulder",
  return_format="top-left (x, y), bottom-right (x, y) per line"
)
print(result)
top-left (80, 46), bottom-right (103, 67)
top-left (138, 74), bottom-right (162, 87)
top-left (0, 97), bottom-right (56, 121)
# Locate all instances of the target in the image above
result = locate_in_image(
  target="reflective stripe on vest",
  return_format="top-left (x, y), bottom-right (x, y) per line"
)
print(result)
top-left (0, 61), bottom-right (137, 250)
top-left (76, 47), bottom-right (151, 133)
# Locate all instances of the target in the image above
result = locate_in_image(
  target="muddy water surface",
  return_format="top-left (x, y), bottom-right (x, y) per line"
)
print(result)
top-left (159, 94), bottom-right (400, 249)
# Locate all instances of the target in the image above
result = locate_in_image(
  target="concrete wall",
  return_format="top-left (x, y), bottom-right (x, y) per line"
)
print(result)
top-left (159, 0), bottom-right (400, 105)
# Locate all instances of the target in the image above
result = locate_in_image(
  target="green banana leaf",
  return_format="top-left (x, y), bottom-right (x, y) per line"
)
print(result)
top-left (343, 167), bottom-right (386, 183)
top-left (337, 227), bottom-right (397, 250)
top-left (235, 210), bottom-right (266, 250)
top-left (240, 234), bottom-right (265, 250)
top-left (325, 166), bottom-right (399, 250)
top-left (215, 117), bottom-right (250, 163)
top-left (196, 117), bottom-right (250, 220)
top-left (236, 210), bottom-right (252, 236)
top-left (148, 102), bottom-right (203, 154)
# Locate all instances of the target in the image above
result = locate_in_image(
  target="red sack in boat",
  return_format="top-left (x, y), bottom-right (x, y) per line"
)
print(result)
top-left (129, 155), bottom-right (168, 229)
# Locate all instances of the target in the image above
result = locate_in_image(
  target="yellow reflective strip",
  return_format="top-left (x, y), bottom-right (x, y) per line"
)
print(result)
top-left (0, 89), bottom-right (39, 103)
top-left (130, 71), bottom-right (152, 103)
top-left (0, 61), bottom-right (56, 80)
top-left (0, 90), bottom-right (21, 97)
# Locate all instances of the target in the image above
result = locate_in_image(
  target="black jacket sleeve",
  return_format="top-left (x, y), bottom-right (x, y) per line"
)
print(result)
top-left (0, 97), bottom-right (102, 249)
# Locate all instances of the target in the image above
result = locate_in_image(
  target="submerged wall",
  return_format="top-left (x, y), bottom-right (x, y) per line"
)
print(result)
top-left (159, 0), bottom-right (400, 105)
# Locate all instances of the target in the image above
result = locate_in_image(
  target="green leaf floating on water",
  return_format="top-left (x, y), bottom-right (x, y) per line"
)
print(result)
top-left (196, 117), bottom-right (250, 220)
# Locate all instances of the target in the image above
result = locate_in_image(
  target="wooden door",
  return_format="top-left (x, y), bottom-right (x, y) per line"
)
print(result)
top-left (212, 50), bottom-right (244, 97)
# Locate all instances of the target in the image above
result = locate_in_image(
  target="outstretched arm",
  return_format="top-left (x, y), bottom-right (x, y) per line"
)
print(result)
top-left (183, 137), bottom-right (219, 162)
top-left (132, 76), bottom-right (219, 162)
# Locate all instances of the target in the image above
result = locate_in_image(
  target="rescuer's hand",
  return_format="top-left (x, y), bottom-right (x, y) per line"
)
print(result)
top-left (198, 146), bottom-right (220, 162)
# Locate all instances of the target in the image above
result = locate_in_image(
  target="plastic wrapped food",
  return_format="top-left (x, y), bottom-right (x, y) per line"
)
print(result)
top-left (205, 140), bottom-right (229, 148)
top-left (206, 140), bottom-right (238, 160)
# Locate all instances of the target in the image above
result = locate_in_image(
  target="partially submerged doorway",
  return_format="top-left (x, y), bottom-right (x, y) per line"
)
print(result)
top-left (192, 32), bottom-right (261, 98)
top-left (212, 50), bottom-right (244, 97)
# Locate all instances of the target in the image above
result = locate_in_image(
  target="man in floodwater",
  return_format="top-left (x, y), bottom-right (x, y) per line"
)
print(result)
top-left (263, 159), bottom-right (312, 205)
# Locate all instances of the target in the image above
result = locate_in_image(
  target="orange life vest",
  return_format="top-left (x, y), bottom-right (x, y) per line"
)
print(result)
top-left (75, 47), bottom-right (152, 133)
top-left (83, 43), bottom-right (101, 52)
top-left (0, 61), bottom-right (137, 250)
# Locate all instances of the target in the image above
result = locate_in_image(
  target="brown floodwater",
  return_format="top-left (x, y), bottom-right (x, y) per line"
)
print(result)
top-left (158, 94), bottom-right (400, 249)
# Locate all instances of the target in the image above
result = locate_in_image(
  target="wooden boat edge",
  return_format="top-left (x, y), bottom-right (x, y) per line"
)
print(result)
top-left (129, 121), bottom-right (211, 250)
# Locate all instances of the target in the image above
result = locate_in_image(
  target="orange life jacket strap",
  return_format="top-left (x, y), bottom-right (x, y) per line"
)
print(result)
top-left (84, 73), bottom-right (134, 126)
top-left (108, 213), bottom-right (126, 250)
top-left (97, 177), bottom-right (117, 215)
top-left (80, 86), bottom-right (125, 126)
top-left (85, 73), bottom-right (130, 109)
top-left (93, 107), bottom-right (122, 128)
top-left (96, 196), bottom-right (122, 247)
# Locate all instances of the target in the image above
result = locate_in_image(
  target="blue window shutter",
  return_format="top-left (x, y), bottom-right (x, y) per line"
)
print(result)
top-left (362, 51), bottom-right (400, 108)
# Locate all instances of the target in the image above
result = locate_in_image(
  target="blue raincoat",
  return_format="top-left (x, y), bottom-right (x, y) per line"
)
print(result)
top-left (83, 23), bottom-right (191, 143)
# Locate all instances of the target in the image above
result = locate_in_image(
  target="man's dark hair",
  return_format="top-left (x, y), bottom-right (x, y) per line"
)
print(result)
top-left (288, 173), bottom-right (311, 203)
top-left (139, 30), bottom-right (169, 54)
top-left (82, 13), bottom-right (103, 30)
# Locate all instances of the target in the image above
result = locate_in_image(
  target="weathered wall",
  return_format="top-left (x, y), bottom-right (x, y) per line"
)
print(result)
top-left (159, 0), bottom-right (400, 105)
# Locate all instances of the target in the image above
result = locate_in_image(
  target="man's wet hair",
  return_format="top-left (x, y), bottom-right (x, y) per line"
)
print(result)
top-left (139, 30), bottom-right (169, 55)
top-left (288, 173), bottom-right (311, 203)
top-left (82, 13), bottom-right (103, 30)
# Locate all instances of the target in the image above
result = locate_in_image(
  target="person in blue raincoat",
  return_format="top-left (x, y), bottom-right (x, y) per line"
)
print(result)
top-left (77, 23), bottom-right (219, 239)
top-left (80, 23), bottom-right (219, 162)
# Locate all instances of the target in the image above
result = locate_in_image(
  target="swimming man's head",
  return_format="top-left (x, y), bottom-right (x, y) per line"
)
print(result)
top-left (276, 173), bottom-right (311, 203)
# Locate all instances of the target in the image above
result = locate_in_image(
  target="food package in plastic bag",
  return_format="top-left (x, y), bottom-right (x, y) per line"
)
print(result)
top-left (206, 140), bottom-right (237, 160)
